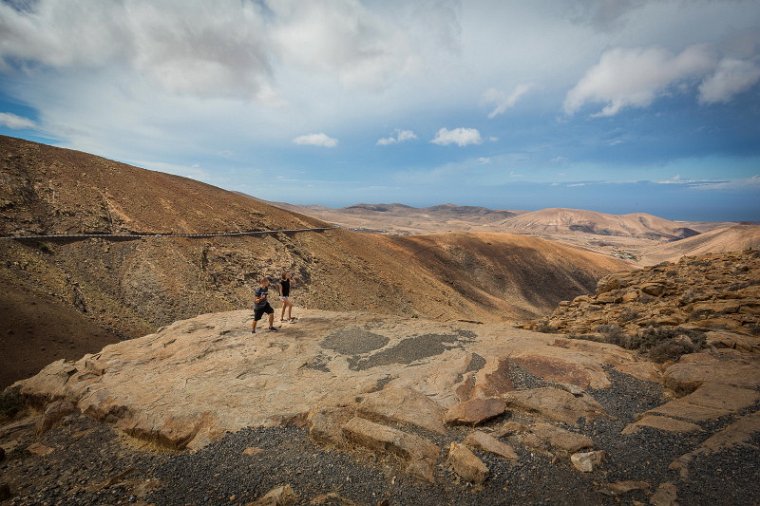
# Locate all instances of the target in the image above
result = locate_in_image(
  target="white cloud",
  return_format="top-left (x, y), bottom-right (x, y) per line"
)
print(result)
top-left (432, 127), bottom-right (482, 146)
top-left (699, 58), bottom-right (760, 104)
top-left (293, 133), bottom-right (338, 148)
top-left (376, 129), bottom-right (417, 146)
top-left (564, 45), bottom-right (716, 116)
top-left (0, 112), bottom-right (36, 129)
top-left (0, 0), bottom-right (275, 100)
top-left (482, 83), bottom-right (533, 118)
top-left (688, 175), bottom-right (760, 191)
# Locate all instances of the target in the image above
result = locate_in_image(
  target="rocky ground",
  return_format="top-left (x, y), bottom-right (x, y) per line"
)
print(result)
top-left (528, 250), bottom-right (760, 361)
top-left (2, 306), bottom-right (759, 505)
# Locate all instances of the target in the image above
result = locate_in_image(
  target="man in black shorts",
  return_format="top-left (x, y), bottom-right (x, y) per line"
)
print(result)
top-left (252, 277), bottom-right (277, 333)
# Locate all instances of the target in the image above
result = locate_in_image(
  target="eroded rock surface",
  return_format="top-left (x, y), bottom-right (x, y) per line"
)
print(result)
top-left (13, 309), bottom-right (647, 453)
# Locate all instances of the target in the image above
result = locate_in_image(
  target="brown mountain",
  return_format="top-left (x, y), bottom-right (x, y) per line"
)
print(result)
top-left (0, 135), bottom-right (626, 386)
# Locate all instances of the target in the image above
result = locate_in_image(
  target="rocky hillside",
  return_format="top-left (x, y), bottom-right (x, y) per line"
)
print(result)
top-left (2, 309), bottom-right (758, 504)
top-left (529, 250), bottom-right (760, 361)
top-left (0, 136), bottom-right (626, 386)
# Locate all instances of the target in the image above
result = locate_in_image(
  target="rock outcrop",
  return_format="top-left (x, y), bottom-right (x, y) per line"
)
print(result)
top-left (8, 309), bottom-right (656, 481)
top-left (531, 251), bottom-right (760, 362)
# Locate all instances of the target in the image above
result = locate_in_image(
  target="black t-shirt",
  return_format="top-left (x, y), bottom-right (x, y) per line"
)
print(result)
top-left (280, 278), bottom-right (290, 297)
top-left (254, 287), bottom-right (269, 309)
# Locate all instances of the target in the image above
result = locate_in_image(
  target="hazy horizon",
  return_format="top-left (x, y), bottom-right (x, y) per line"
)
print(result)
top-left (1, 1), bottom-right (759, 222)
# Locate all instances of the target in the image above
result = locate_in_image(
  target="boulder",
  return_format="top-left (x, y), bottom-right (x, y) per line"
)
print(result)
top-left (342, 417), bottom-right (439, 482)
top-left (691, 300), bottom-right (743, 316)
top-left (503, 387), bottom-right (606, 425)
top-left (444, 398), bottom-right (506, 426)
top-left (249, 484), bottom-right (298, 506)
top-left (705, 331), bottom-right (760, 353)
top-left (242, 447), bottom-right (263, 456)
top-left (447, 442), bottom-right (489, 484)
top-left (356, 387), bottom-right (446, 434)
top-left (650, 482), bottom-right (678, 506)
top-left (663, 351), bottom-right (760, 394)
top-left (526, 422), bottom-right (593, 453)
top-left (463, 430), bottom-right (518, 461)
top-left (594, 291), bottom-right (622, 304)
top-left (640, 283), bottom-right (665, 297)
top-left (570, 450), bottom-right (605, 472)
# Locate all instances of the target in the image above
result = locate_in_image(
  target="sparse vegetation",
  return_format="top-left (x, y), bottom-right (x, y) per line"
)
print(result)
top-left (0, 387), bottom-right (23, 421)
top-left (594, 324), bottom-right (706, 362)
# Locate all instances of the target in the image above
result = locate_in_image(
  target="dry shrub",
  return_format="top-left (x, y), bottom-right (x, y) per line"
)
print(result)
top-left (588, 324), bottom-right (706, 362)
top-left (0, 387), bottom-right (23, 421)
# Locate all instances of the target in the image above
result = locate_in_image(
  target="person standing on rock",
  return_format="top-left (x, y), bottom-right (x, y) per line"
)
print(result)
top-left (252, 277), bottom-right (277, 333)
top-left (279, 271), bottom-right (296, 323)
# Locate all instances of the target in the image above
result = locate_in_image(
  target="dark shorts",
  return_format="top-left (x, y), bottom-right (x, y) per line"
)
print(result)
top-left (253, 303), bottom-right (274, 321)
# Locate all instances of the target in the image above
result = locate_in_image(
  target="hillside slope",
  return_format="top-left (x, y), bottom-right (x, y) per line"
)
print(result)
top-left (0, 136), bottom-right (627, 386)
top-left (638, 224), bottom-right (760, 265)
top-left (500, 208), bottom-right (700, 241)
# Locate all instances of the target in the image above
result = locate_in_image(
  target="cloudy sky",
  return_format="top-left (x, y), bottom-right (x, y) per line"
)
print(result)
top-left (1, 0), bottom-right (759, 220)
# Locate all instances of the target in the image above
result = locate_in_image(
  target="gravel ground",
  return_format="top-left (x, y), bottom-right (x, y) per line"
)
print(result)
top-left (2, 368), bottom-right (759, 505)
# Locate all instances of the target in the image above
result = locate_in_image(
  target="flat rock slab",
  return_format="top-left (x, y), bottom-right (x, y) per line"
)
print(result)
top-left (12, 309), bottom-right (652, 451)
top-left (356, 387), bottom-right (446, 434)
top-left (663, 350), bottom-right (760, 393)
top-left (622, 415), bottom-right (702, 435)
top-left (463, 430), bottom-right (518, 461)
top-left (447, 442), bottom-right (489, 484)
top-left (503, 387), bottom-right (606, 425)
top-left (524, 422), bottom-right (594, 453)
top-left (570, 450), bottom-right (605, 473)
top-left (445, 398), bottom-right (506, 426)
top-left (646, 382), bottom-right (759, 423)
top-left (341, 417), bottom-right (439, 482)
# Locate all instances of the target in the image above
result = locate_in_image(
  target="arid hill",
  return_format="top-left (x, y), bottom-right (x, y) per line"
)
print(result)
top-left (638, 224), bottom-right (760, 265)
top-left (279, 201), bottom-right (746, 264)
top-left (0, 136), bottom-right (626, 386)
top-left (498, 207), bottom-right (702, 241)
top-left (273, 201), bottom-right (518, 235)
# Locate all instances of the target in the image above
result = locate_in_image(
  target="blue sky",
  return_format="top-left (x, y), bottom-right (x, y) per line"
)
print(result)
top-left (1, 0), bottom-right (759, 221)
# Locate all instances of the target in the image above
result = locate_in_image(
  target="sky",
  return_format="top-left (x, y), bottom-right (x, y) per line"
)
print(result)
top-left (1, 0), bottom-right (759, 221)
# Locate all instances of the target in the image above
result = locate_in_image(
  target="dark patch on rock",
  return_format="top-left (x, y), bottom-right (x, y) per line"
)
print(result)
top-left (321, 327), bottom-right (389, 355)
top-left (465, 353), bottom-right (486, 373)
top-left (348, 333), bottom-right (461, 371)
